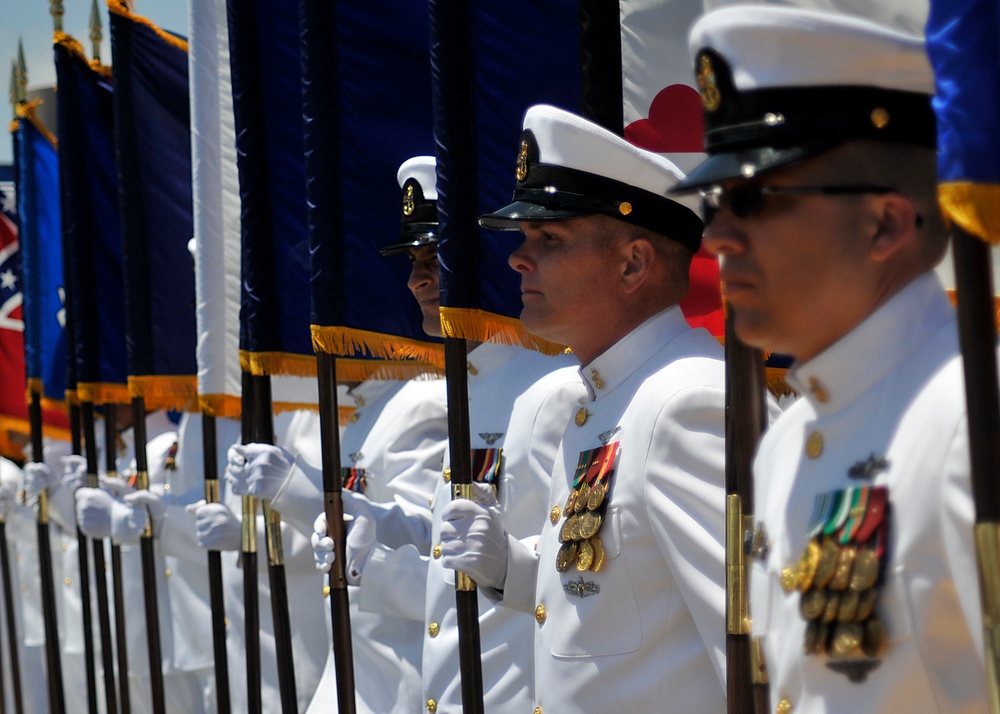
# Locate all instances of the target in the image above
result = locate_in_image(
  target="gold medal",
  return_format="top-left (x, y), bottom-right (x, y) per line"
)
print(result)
top-left (837, 589), bottom-right (860, 622)
top-left (560, 516), bottom-right (576, 543)
top-left (813, 537), bottom-right (840, 590)
top-left (579, 511), bottom-right (602, 540)
top-left (564, 489), bottom-right (578, 514)
top-left (589, 536), bottom-right (605, 572)
top-left (796, 540), bottom-right (822, 592)
top-left (781, 566), bottom-right (798, 592)
top-left (862, 616), bottom-right (887, 657)
top-left (574, 483), bottom-right (590, 513)
top-left (830, 622), bottom-right (863, 657)
top-left (587, 482), bottom-right (606, 511)
top-left (570, 515), bottom-right (584, 542)
top-left (800, 589), bottom-right (827, 621)
top-left (856, 589), bottom-right (878, 621)
top-left (556, 542), bottom-right (578, 572)
top-left (576, 540), bottom-right (594, 571)
top-left (849, 547), bottom-right (879, 591)
top-left (828, 544), bottom-right (856, 591)
top-left (822, 591), bottom-right (841, 624)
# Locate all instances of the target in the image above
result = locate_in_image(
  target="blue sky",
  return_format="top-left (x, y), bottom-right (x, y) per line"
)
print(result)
top-left (0, 0), bottom-right (188, 164)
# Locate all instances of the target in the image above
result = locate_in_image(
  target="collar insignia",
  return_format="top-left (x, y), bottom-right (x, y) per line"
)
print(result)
top-left (563, 576), bottom-right (600, 598)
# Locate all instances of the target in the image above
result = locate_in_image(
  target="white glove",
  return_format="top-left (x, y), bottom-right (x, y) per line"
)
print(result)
top-left (225, 443), bottom-right (293, 501)
top-left (99, 474), bottom-right (136, 498)
top-left (186, 499), bottom-right (242, 552)
top-left (75, 487), bottom-right (133, 540)
top-left (24, 462), bottom-right (57, 497)
top-left (311, 498), bottom-right (377, 585)
top-left (61, 454), bottom-right (89, 492)
top-left (115, 487), bottom-right (167, 540)
top-left (439, 482), bottom-right (508, 590)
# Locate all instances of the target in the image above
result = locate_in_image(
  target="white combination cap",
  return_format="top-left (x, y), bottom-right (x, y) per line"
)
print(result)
top-left (382, 155), bottom-right (439, 256)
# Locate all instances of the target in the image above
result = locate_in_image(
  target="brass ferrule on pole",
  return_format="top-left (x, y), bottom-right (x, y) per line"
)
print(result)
top-left (452, 483), bottom-right (477, 591)
top-left (37, 489), bottom-right (49, 525)
top-left (263, 502), bottom-right (284, 566)
top-left (974, 523), bottom-right (1000, 712)
top-left (242, 496), bottom-right (257, 553)
top-left (133, 470), bottom-right (152, 538)
top-left (204, 480), bottom-right (220, 504)
top-left (726, 493), bottom-right (750, 635)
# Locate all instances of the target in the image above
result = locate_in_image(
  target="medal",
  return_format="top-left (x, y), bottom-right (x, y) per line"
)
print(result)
top-left (813, 537), bottom-right (840, 590)
top-left (554, 442), bottom-right (620, 576)
top-left (576, 540), bottom-right (594, 571)
top-left (556, 542), bottom-right (578, 572)
top-left (589, 537), bottom-right (605, 572)
top-left (587, 482), bottom-right (606, 511)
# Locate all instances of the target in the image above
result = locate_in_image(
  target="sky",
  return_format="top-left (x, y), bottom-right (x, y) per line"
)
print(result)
top-left (0, 0), bottom-right (189, 164)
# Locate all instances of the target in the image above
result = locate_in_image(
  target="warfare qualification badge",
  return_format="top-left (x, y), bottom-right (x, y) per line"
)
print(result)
top-left (697, 54), bottom-right (721, 112)
top-left (403, 183), bottom-right (416, 216)
top-left (516, 140), bottom-right (529, 181)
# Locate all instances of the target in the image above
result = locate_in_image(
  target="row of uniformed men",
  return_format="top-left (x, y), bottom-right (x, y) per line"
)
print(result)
top-left (2, 6), bottom-right (990, 713)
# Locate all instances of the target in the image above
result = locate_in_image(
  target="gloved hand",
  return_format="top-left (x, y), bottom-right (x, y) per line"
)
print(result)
top-left (186, 499), bottom-right (242, 552)
top-left (24, 462), bottom-right (57, 497)
top-left (100, 474), bottom-right (136, 498)
top-left (439, 482), bottom-right (508, 589)
top-left (311, 496), bottom-right (377, 585)
top-left (225, 443), bottom-right (293, 501)
top-left (75, 487), bottom-right (133, 540)
top-left (116, 486), bottom-right (167, 540)
top-left (61, 454), bottom-right (89, 492)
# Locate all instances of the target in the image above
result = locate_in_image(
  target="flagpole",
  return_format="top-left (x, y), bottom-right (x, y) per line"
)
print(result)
top-left (129, 397), bottom-right (166, 714)
top-left (81, 401), bottom-right (119, 714)
top-left (316, 354), bottom-right (357, 714)
top-left (951, 226), bottom-right (1000, 712)
top-left (200, 412), bottom-right (232, 714)
top-left (249, 374), bottom-right (298, 713)
top-left (103, 404), bottom-right (131, 714)
top-left (69, 402), bottom-right (99, 714)
top-left (239, 371), bottom-right (262, 714)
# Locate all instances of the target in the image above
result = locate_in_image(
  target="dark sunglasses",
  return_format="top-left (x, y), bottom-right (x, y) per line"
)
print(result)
top-left (699, 184), bottom-right (896, 223)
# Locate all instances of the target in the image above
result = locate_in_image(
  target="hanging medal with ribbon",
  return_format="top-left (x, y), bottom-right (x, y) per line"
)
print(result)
top-left (555, 441), bottom-right (620, 574)
top-left (785, 483), bottom-right (890, 682)
top-left (341, 467), bottom-right (367, 494)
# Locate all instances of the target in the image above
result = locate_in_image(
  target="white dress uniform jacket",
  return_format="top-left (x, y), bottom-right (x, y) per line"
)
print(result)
top-left (303, 377), bottom-right (448, 714)
top-left (751, 271), bottom-right (987, 713)
top-left (360, 342), bottom-right (587, 712)
top-left (503, 306), bottom-right (729, 713)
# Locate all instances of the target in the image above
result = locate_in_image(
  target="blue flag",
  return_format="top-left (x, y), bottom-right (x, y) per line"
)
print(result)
top-left (109, 4), bottom-right (198, 411)
top-left (927, 0), bottom-right (1000, 241)
top-left (303, 0), bottom-right (442, 372)
top-left (54, 35), bottom-right (129, 404)
top-left (430, 0), bottom-right (580, 354)
top-left (15, 102), bottom-right (69, 405)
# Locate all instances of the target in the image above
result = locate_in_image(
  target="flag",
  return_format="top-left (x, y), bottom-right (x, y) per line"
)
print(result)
top-left (189, 0), bottom-right (323, 415)
top-left (927, 0), bottom-right (1000, 243)
top-left (431, 0), bottom-right (580, 354)
top-left (13, 104), bottom-right (73, 447)
top-left (303, 0), bottom-right (445, 375)
top-left (108, 3), bottom-right (199, 412)
top-left (54, 35), bottom-right (129, 405)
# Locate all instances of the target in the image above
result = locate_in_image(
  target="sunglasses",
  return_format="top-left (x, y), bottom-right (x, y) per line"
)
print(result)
top-left (699, 184), bottom-right (896, 223)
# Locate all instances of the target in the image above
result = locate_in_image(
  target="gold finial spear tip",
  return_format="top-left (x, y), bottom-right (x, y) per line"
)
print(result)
top-left (89, 0), bottom-right (103, 64)
top-left (49, 0), bottom-right (65, 33)
top-left (15, 40), bottom-right (27, 104)
top-left (9, 62), bottom-right (17, 111)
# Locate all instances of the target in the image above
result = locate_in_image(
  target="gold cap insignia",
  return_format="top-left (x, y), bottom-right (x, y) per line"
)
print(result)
top-left (403, 183), bottom-right (415, 216)
top-left (697, 55), bottom-right (721, 112)
top-left (870, 107), bottom-right (890, 129)
top-left (516, 139), bottom-right (529, 181)
top-left (618, 202), bottom-right (632, 216)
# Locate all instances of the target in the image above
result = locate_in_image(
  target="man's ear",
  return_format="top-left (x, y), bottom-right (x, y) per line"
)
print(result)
top-left (621, 238), bottom-right (655, 293)
top-left (869, 194), bottom-right (919, 262)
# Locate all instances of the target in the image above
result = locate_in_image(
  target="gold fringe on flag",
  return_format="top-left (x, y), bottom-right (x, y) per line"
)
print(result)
top-left (128, 375), bottom-right (200, 412)
top-left (239, 350), bottom-right (317, 378)
top-left (64, 389), bottom-right (80, 406)
top-left (14, 100), bottom-right (57, 149)
top-left (199, 394), bottom-right (242, 420)
top-left (335, 358), bottom-right (443, 382)
top-left (439, 307), bottom-right (566, 356)
top-left (25, 379), bottom-right (70, 415)
top-left (54, 32), bottom-right (112, 80)
top-left (311, 325), bottom-right (445, 366)
top-left (765, 367), bottom-right (795, 400)
top-left (939, 183), bottom-right (1000, 245)
top-left (77, 382), bottom-right (131, 405)
top-left (107, 0), bottom-right (189, 53)
top-left (0, 415), bottom-right (72, 456)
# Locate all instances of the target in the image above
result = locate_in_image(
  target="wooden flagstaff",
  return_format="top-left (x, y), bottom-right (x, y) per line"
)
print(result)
top-left (239, 371), bottom-right (262, 714)
top-left (129, 398), bottom-right (166, 714)
top-left (29, 390), bottom-right (63, 714)
top-left (69, 404), bottom-right (98, 714)
top-left (315, 354), bottom-right (356, 714)
top-left (427, 1), bottom-right (485, 710)
top-left (80, 402), bottom-right (119, 714)
top-left (103, 405), bottom-right (131, 714)
top-left (200, 413), bottom-right (232, 714)
top-left (250, 375), bottom-right (297, 713)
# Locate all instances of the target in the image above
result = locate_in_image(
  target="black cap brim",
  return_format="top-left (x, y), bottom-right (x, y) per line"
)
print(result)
top-left (672, 141), bottom-right (839, 193)
top-left (478, 200), bottom-right (592, 231)
top-left (379, 233), bottom-right (438, 257)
